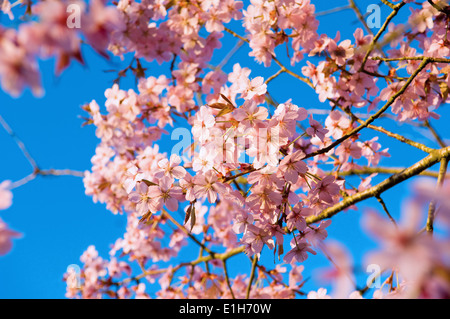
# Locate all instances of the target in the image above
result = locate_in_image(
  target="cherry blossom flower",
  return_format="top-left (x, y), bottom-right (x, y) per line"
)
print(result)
top-left (362, 201), bottom-right (440, 284)
top-left (155, 154), bottom-right (186, 180)
top-left (128, 182), bottom-right (155, 216)
top-left (192, 105), bottom-right (215, 143)
top-left (241, 224), bottom-right (274, 257)
top-left (193, 170), bottom-right (227, 203)
top-left (278, 150), bottom-right (307, 184)
top-left (242, 76), bottom-right (267, 100)
top-left (284, 237), bottom-right (316, 264)
top-left (233, 100), bottom-right (268, 128)
top-left (81, 0), bottom-right (125, 54)
top-left (306, 115), bottom-right (329, 142)
top-left (307, 288), bottom-right (331, 299)
top-left (309, 176), bottom-right (340, 204)
top-left (147, 177), bottom-right (184, 212)
top-left (0, 181), bottom-right (12, 210)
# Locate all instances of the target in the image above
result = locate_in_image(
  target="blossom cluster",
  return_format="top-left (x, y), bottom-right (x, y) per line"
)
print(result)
top-left (1, 0), bottom-right (450, 299)
top-left (0, 0), bottom-right (123, 96)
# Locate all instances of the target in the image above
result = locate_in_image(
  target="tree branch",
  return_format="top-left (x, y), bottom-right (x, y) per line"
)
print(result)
top-left (360, 2), bottom-right (406, 71)
top-left (304, 58), bottom-right (430, 160)
top-left (307, 146), bottom-right (450, 225)
top-left (426, 157), bottom-right (449, 234)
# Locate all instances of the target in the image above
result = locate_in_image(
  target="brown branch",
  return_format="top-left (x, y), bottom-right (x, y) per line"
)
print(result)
top-left (334, 166), bottom-right (445, 178)
top-left (222, 259), bottom-right (236, 299)
top-left (10, 168), bottom-right (85, 189)
top-left (246, 256), bottom-right (258, 299)
top-left (380, 0), bottom-right (396, 10)
top-left (37, 169), bottom-right (85, 178)
top-left (360, 2), bottom-right (406, 71)
top-left (223, 27), bottom-right (314, 89)
top-left (271, 56), bottom-right (315, 88)
top-left (372, 56), bottom-right (450, 63)
top-left (423, 120), bottom-right (447, 148)
top-left (304, 58), bottom-right (430, 160)
top-left (306, 146), bottom-right (450, 225)
top-left (315, 5), bottom-right (352, 17)
top-left (426, 157), bottom-right (449, 234)
top-left (376, 195), bottom-right (397, 227)
top-left (265, 69), bottom-right (284, 84)
top-left (340, 107), bottom-right (436, 153)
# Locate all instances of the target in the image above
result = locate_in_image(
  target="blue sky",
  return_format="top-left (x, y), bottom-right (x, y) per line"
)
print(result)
top-left (0, 0), bottom-right (448, 298)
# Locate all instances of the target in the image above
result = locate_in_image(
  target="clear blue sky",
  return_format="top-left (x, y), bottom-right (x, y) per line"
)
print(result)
top-left (0, 0), bottom-right (447, 298)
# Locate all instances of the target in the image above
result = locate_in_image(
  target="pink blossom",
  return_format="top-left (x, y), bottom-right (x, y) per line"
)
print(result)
top-left (193, 170), bottom-right (227, 203)
top-left (309, 175), bottom-right (340, 204)
top-left (307, 288), bottom-right (331, 299)
top-left (278, 150), bottom-right (307, 184)
top-left (363, 201), bottom-right (440, 283)
top-left (241, 224), bottom-right (274, 257)
top-left (0, 181), bottom-right (12, 210)
top-left (242, 76), bottom-right (267, 100)
top-left (128, 182), bottom-right (155, 216)
top-left (155, 154), bottom-right (186, 180)
top-left (0, 218), bottom-right (21, 256)
top-left (283, 237), bottom-right (316, 264)
top-left (192, 105), bottom-right (215, 143)
top-left (285, 203), bottom-right (312, 232)
top-left (179, 173), bottom-right (196, 202)
top-left (233, 100), bottom-right (268, 128)
top-left (306, 115), bottom-right (329, 142)
top-left (147, 176), bottom-right (184, 212)
top-left (304, 220), bottom-right (332, 247)
top-left (81, 0), bottom-right (125, 54)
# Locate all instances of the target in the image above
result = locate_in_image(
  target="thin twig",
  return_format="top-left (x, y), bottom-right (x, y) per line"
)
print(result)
top-left (222, 259), bottom-right (236, 299)
top-left (0, 114), bottom-right (39, 171)
top-left (315, 5), bottom-right (352, 17)
top-left (216, 40), bottom-right (245, 70)
top-left (304, 58), bottom-right (430, 160)
top-left (376, 195), bottom-right (397, 227)
top-left (426, 157), bottom-right (449, 234)
top-left (423, 120), bottom-right (447, 148)
top-left (360, 2), bottom-right (406, 71)
top-left (246, 256), bottom-right (258, 299)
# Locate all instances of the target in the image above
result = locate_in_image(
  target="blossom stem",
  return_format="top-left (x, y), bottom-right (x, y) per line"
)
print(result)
top-left (376, 195), bottom-right (397, 227)
top-left (161, 209), bottom-right (216, 257)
